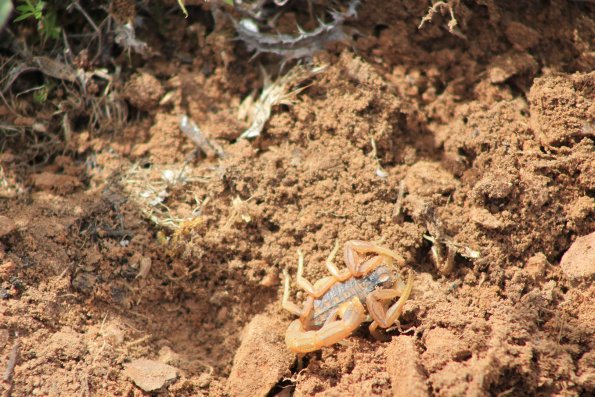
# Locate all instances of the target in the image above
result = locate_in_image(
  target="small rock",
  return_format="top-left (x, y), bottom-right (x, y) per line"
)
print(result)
top-left (227, 314), bottom-right (294, 397)
top-left (472, 171), bottom-right (515, 202)
top-left (197, 371), bottom-right (212, 388)
top-left (560, 232), bottom-right (595, 281)
top-left (0, 216), bottom-right (16, 237)
top-left (124, 358), bottom-right (179, 392)
top-left (386, 335), bottom-right (429, 397)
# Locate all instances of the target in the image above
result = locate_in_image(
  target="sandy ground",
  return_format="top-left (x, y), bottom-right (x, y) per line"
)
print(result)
top-left (1, 0), bottom-right (594, 396)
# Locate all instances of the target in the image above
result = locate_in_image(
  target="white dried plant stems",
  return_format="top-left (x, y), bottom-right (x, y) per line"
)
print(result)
top-left (239, 63), bottom-right (327, 139)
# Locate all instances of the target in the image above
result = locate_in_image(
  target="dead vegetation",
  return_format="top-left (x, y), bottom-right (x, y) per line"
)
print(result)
top-left (1, 0), bottom-right (594, 396)
top-left (0, 0), bottom-right (147, 162)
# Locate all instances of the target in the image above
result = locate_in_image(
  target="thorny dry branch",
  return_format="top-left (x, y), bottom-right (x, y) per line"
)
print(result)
top-left (233, 0), bottom-right (361, 61)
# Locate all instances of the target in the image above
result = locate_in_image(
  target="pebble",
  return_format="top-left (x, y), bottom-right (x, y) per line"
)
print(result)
top-left (560, 231), bottom-right (595, 280)
top-left (124, 358), bottom-right (179, 392)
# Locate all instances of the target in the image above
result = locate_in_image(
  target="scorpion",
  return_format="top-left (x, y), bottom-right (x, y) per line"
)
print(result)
top-left (282, 240), bottom-right (414, 353)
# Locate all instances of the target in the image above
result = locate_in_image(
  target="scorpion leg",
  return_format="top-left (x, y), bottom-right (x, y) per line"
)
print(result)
top-left (324, 240), bottom-right (352, 281)
top-left (285, 297), bottom-right (366, 353)
top-left (283, 266), bottom-right (316, 324)
top-left (295, 249), bottom-right (337, 298)
top-left (367, 270), bottom-right (414, 340)
top-left (282, 267), bottom-right (305, 316)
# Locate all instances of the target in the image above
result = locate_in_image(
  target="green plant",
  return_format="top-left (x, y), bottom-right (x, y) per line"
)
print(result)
top-left (38, 7), bottom-right (59, 40)
top-left (14, 0), bottom-right (60, 42)
top-left (32, 84), bottom-right (50, 104)
top-left (14, 0), bottom-right (44, 22)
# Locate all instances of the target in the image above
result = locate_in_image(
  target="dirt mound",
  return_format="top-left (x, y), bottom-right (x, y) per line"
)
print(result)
top-left (1, 0), bottom-right (593, 396)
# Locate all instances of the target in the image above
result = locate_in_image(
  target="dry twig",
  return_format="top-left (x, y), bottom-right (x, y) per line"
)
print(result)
top-left (419, 203), bottom-right (480, 275)
top-left (179, 115), bottom-right (224, 158)
top-left (392, 180), bottom-right (406, 224)
top-left (419, 1), bottom-right (467, 39)
top-left (2, 339), bottom-right (19, 397)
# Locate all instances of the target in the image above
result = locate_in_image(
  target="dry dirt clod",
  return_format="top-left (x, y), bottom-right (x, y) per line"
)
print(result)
top-left (122, 72), bottom-right (164, 111)
top-left (0, 216), bottom-right (16, 237)
top-left (123, 358), bottom-right (179, 392)
top-left (471, 207), bottom-right (509, 230)
top-left (29, 172), bottom-right (81, 193)
top-left (42, 328), bottom-right (86, 361)
top-left (227, 314), bottom-right (294, 397)
top-left (0, 330), bottom-right (8, 349)
top-left (560, 231), bottom-right (595, 281)
top-left (0, 264), bottom-right (12, 282)
top-left (528, 72), bottom-right (595, 146)
top-left (487, 51), bottom-right (538, 84)
top-left (504, 22), bottom-right (540, 50)
top-left (524, 253), bottom-right (550, 282)
top-left (422, 327), bottom-right (471, 372)
top-left (386, 335), bottom-right (429, 397)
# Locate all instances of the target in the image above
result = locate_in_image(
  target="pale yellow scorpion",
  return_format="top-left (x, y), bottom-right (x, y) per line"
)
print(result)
top-left (282, 240), bottom-right (414, 353)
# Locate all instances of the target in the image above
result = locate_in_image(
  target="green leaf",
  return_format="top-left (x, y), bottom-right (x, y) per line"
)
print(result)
top-left (14, 13), bottom-right (33, 22)
top-left (15, 4), bottom-right (31, 12)
top-left (40, 10), bottom-right (60, 41)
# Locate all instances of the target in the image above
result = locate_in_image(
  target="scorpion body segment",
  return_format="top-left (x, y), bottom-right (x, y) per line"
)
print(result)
top-left (309, 266), bottom-right (392, 328)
